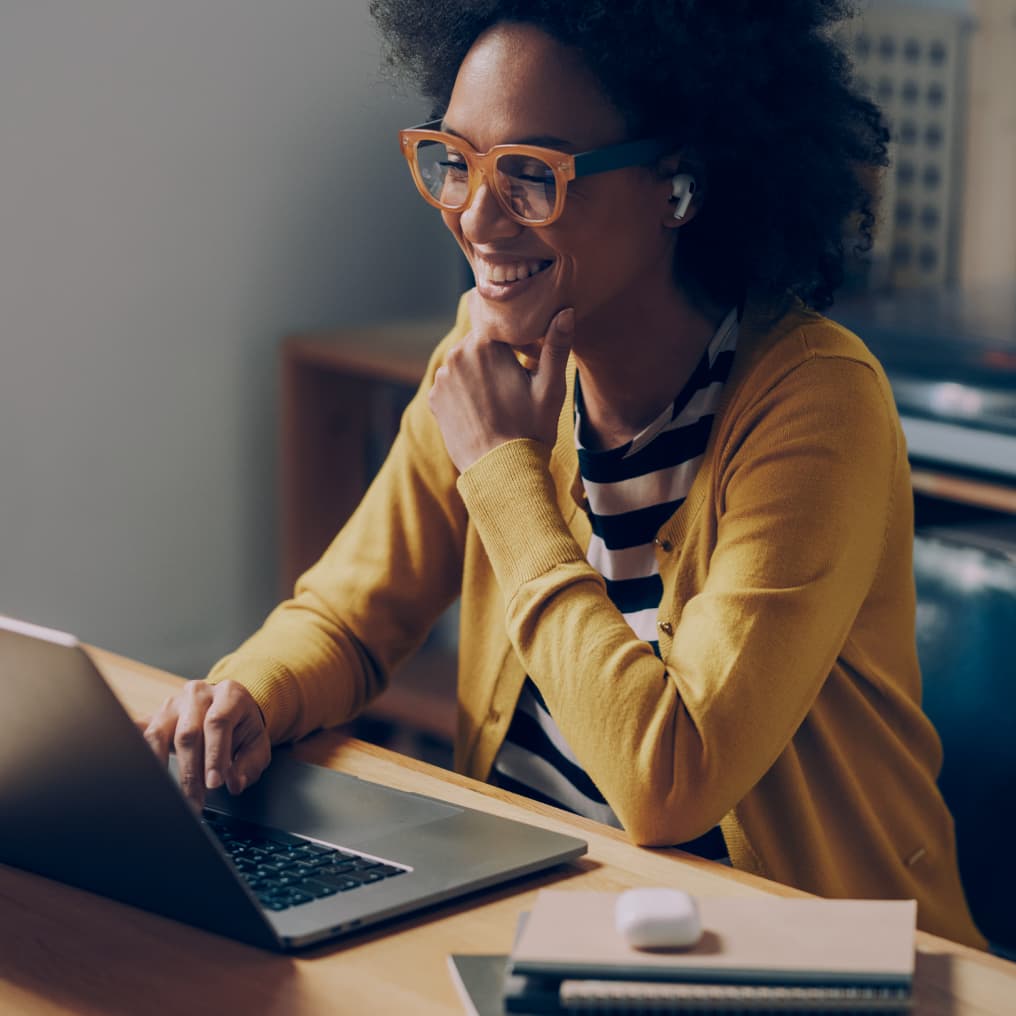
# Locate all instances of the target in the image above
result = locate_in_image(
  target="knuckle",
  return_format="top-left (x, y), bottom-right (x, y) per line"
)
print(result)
top-left (143, 731), bottom-right (165, 753)
top-left (153, 698), bottom-right (178, 723)
top-left (222, 681), bottom-right (251, 708)
top-left (175, 725), bottom-right (200, 749)
top-left (204, 710), bottom-right (230, 731)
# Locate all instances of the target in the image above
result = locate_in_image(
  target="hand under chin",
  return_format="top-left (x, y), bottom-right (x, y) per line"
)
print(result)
top-left (512, 342), bottom-right (542, 371)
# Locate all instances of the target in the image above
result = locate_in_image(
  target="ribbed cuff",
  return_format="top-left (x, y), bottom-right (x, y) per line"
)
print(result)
top-left (457, 438), bottom-right (583, 597)
top-left (205, 654), bottom-right (302, 744)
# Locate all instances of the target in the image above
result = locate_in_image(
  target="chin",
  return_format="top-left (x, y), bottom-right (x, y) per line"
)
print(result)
top-left (473, 294), bottom-right (561, 347)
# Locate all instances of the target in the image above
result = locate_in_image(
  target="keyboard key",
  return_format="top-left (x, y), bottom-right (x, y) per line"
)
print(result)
top-left (299, 879), bottom-right (340, 898)
top-left (254, 860), bottom-right (289, 873)
top-left (314, 862), bottom-right (358, 880)
top-left (262, 830), bottom-right (305, 847)
top-left (266, 874), bottom-right (300, 888)
top-left (313, 873), bottom-right (364, 892)
top-left (304, 843), bottom-right (339, 856)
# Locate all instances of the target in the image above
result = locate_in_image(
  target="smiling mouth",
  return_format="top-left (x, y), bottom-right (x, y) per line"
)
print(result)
top-left (476, 258), bottom-right (554, 287)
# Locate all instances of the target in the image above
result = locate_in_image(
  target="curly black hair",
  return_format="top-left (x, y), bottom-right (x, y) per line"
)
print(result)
top-left (369, 0), bottom-right (888, 312)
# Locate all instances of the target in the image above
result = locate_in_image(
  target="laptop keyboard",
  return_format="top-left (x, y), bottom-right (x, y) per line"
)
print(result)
top-left (202, 809), bottom-right (408, 912)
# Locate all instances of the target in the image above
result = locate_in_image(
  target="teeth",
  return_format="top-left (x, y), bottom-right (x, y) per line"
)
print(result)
top-left (486, 260), bottom-right (548, 284)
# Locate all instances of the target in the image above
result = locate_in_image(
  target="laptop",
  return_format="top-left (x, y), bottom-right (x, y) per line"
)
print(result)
top-left (0, 616), bottom-right (587, 951)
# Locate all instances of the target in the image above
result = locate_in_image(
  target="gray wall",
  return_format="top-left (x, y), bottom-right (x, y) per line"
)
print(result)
top-left (0, 2), bottom-right (461, 677)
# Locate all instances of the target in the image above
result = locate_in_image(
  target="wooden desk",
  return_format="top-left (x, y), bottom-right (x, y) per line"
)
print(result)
top-left (2, 651), bottom-right (1014, 1015)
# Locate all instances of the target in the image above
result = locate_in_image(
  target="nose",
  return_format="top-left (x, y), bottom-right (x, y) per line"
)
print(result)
top-left (458, 177), bottom-right (522, 244)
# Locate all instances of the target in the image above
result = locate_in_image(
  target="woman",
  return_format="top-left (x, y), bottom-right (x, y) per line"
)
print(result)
top-left (143, 1), bottom-right (985, 947)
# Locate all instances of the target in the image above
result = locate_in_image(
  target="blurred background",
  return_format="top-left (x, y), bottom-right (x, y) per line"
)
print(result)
top-left (0, 1), bottom-right (462, 676)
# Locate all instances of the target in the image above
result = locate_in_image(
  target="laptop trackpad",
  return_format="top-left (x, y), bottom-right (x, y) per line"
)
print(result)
top-left (196, 750), bottom-right (460, 849)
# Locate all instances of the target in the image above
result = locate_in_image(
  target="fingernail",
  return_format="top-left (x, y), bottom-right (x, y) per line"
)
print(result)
top-left (559, 308), bottom-right (575, 331)
top-left (206, 769), bottom-right (222, 790)
top-left (238, 773), bottom-right (248, 792)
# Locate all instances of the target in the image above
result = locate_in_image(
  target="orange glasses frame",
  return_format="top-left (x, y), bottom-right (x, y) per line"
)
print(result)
top-left (399, 120), bottom-right (673, 227)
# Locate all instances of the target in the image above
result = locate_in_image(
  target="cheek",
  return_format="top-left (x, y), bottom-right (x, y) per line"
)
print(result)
top-left (442, 212), bottom-right (470, 258)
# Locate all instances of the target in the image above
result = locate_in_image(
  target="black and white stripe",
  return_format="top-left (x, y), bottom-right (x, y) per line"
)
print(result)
top-left (492, 310), bottom-right (738, 854)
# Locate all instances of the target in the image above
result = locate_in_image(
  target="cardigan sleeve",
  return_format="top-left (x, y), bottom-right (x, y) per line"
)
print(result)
top-left (205, 299), bottom-right (470, 744)
top-left (456, 348), bottom-right (901, 845)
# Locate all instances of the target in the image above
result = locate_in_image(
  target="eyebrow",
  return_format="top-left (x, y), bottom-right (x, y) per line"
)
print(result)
top-left (441, 123), bottom-right (575, 150)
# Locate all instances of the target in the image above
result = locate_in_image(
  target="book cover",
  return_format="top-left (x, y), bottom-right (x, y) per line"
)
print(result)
top-left (510, 892), bottom-right (916, 988)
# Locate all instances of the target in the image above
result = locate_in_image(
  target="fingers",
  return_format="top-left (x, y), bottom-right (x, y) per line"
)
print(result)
top-left (143, 696), bottom-right (180, 768)
top-left (206, 681), bottom-right (270, 795)
top-left (203, 684), bottom-right (240, 791)
top-left (224, 716), bottom-right (272, 796)
top-left (539, 307), bottom-right (575, 360)
top-left (174, 682), bottom-right (213, 808)
top-left (532, 307), bottom-right (575, 399)
top-left (141, 680), bottom-right (271, 811)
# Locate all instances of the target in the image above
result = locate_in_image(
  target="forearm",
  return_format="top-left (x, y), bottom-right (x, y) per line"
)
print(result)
top-left (456, 438), bottom-right (715, 839)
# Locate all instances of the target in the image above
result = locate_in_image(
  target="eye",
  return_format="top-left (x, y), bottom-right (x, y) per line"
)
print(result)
top-left (513, 160), bottom-right (554, 184)
top-left (440, 150), bottom-right (469, 177)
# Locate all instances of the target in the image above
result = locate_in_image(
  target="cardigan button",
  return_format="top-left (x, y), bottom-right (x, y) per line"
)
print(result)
top-left (657, 620), bottom-right (674, 636)
top-left (654, 536), bottom-right (674, 552)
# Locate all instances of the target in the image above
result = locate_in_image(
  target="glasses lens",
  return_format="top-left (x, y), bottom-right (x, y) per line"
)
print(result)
top-left (495, 152), bottom-right (557, 222)
top-left (414, 138), bottom-right (470, 208)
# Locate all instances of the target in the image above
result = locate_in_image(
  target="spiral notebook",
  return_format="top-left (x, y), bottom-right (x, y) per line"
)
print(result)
top-left (447, 954), bottom-right (913, 1014)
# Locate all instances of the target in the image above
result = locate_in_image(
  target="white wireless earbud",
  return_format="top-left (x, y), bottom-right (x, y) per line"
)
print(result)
top-left (670, 173), bottom-right (696, 220)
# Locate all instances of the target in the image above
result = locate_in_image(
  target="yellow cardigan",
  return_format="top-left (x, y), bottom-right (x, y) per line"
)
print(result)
top-left (208, 293), bottom-right (984, 948)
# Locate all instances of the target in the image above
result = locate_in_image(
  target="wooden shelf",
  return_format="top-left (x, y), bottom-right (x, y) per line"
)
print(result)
top-left (911, 466), bottom-right (1016, 515)
top-left (279, 318), bottom-right (450, 592)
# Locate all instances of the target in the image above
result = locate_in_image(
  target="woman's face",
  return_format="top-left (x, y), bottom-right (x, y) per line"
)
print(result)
top-left (441, 22), bottom-right (678, 350)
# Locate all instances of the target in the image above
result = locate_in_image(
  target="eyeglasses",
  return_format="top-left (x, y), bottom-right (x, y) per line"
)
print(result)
top-left (399, 119), bottom-right (672, 227)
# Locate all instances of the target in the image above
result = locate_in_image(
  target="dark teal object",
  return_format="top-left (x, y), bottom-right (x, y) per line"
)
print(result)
top-left (914, 527), bottom-right (1016, 955)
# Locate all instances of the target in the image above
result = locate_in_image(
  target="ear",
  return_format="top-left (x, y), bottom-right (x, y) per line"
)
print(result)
top-left (657, 151), bottom-right (704, 229)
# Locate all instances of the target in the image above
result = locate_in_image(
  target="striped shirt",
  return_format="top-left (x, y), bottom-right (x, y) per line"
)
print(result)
top-left (491, 310), bottom-right (738, 853)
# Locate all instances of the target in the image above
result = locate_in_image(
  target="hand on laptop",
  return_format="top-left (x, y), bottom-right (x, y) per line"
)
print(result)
top-left (141, 679), bottom-right (271, 809)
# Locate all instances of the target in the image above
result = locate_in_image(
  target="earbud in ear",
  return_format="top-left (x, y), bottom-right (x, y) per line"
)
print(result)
top-left (670, 174), bottom-right (696, 220)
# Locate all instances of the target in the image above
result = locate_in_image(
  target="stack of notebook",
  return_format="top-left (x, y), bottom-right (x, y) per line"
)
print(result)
top-left (448, 891), bottom-right (917, 1014)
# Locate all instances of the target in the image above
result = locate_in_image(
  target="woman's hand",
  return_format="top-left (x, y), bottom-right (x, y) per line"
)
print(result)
top-left (140, 679), bottom-right (271, 809)
top-left (428, 296), bottom-right (575, 473)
